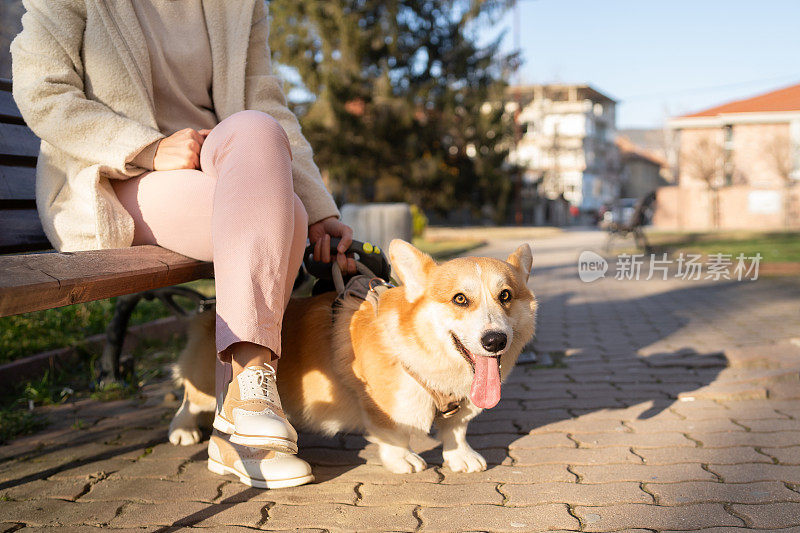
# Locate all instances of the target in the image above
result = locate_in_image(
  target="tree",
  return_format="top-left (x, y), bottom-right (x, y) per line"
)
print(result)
top-left (764, 130), bottom-right (797, 228)
top-left (268, 0), bottom-right (518, 221)
top-left (683, 136), bottom-right (723, 229)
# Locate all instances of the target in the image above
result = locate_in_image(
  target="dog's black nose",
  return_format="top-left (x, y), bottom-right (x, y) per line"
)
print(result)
top-left (481, 331), bottom-right (507, 353)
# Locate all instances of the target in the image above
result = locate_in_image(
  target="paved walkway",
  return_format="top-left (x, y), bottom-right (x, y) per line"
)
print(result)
top-left (2, 228), bottom-right (800, 532)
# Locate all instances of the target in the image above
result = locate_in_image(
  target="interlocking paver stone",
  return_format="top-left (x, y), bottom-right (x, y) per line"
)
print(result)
top-left (636, 446), bottom-right (772, 465)
top-left (473, 431), bottom-right (575, 449)
top-left (0, 478), bottom-right (89, 501)
top-left (81, 478), bottom-right (220, 503)
top-left (687, 431), bottom-right (800, 448)
top-left (219, 481), bottom-right (359, 505)
top-left (107, 457), bottom-right (188, 479)
top-left (646, 480), bottom-right (800, 505)
top-left (708, 464), bottom-right (800, 483)
top-left (573, 503), bottom-right (744, 531)
top-left (761, 446), bottom-right (800, 464)
top-left (731, 502), bottom-right (800, 528)
top-left (623, 418), bottom-right (745, 433)
top-left (439, 464), bottom-right (575, 484)
top-left (572, 463), bottom-right (718, 484)
top-left (738, 418), bottom-right (800, 432)
top-left (311, 464), bottom-right (442, 484)
top-left (419, 503), bottom-right (579, 531)
top-left (573, 431), bottom-right (695, 448)
top-left (530, 419), bottom-right (628, 434)
top-left (502, 481), bottom-right (651, 506)
top-left (358, 482), bottom-right (503, 506)
top-left (510, 447), bottom-right (641, 466)
top-left (110, 501), bottom-right (264, 528)
top-left (0, 500), bottom-right (123, 527)
top-left (265, 503), bottom-right (419, 530)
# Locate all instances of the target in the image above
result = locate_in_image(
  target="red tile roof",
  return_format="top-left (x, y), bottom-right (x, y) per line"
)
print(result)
top-left (615, 136), bottom-right (666, 167)
top-left (682, 82), bottom-right (800, 118)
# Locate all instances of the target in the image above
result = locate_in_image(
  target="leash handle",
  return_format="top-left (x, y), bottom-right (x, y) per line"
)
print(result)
top-left (303, 237), bottom-right (391, 284)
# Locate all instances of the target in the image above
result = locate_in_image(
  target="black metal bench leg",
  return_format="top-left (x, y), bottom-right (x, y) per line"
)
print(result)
top-left (98, 286), bottom-right (216, 386)
top-left (99, 293), bottom-right (143, 384)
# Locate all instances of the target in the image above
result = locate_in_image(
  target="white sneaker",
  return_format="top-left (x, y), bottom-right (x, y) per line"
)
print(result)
top-left (207, 431), bottom-right (313, 489)
top-left (212, 363), bottom-right (298, 453)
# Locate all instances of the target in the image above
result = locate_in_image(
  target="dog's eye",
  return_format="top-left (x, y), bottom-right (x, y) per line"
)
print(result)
top-left (452, 293), bottom-right (469, 306)
top-left (499, 289), bottom-right (512, 303)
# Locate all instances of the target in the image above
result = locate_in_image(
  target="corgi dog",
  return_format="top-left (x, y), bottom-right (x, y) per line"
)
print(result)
top-left (168, 239), bottom-right (536, 473)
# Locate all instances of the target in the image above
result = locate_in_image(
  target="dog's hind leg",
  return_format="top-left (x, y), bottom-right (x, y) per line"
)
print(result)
top-left (365, 423), bottom-right (427, 474)
top-left (436, 402), bottom-right (487, 473)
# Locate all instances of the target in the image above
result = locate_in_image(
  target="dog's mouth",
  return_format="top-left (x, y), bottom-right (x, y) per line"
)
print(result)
top-left (451, 333), bottom-right (475, 371)
top-left (451, 333), bottom-right (502, 410)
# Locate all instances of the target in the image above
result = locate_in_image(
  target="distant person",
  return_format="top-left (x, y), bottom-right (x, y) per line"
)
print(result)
top-left (12, 0), bottom-right (356, 488)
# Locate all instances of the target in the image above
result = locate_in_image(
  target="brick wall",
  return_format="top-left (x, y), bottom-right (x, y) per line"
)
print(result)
top-left (655, 121), bottom-right (798, 230)
top-left (654, 183), bottom-right (800, 230)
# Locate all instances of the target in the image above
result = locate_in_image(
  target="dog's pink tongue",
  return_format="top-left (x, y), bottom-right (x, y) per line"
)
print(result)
top-left (470, 356), bottom-right (501, 409)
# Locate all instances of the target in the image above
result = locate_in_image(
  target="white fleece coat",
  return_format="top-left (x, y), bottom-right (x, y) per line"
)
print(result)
top-left (11, 0), bottom-right (339, 252)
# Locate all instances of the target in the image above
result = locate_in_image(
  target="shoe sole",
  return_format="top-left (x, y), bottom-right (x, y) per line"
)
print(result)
top-left (213, 414), bottom-right (298, 454)
top-left (207, 457), bottom-right (314, 489)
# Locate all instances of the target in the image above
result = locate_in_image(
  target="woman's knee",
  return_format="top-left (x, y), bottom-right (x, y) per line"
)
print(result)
top-left (216, 110), bottom-right (291, 156)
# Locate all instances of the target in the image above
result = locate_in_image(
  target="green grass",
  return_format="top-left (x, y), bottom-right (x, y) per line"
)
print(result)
top-left (0, 407), bottom-right (48, 444)
top-left (413, 237), bottom-right (485, 261)
top-left (646, 231), bottom-right (800, 263)
top-left (0, 279), bottom-right (214, 366)
top-left (0, 334), bottom-right (185, 445)
top-left (0, 279), bottom-right (208, 444)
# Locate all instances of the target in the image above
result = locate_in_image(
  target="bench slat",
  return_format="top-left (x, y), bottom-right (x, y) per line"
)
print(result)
top-left (0, 208), bottom-right (50, 253)
top-left (0, 122), bottom-right (40, 158)
top-left (0, 89), bottom-right (24, 124)
top-left (0, 245), bottom-right (214, 317)
top-left (0, 165), bottom-right (36, 200)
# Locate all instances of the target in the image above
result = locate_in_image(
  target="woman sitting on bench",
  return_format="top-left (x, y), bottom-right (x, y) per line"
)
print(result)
top-left (11, 0), bottom-right (355, 488)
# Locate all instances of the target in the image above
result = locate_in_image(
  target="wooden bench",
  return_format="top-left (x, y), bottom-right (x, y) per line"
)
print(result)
top-left (0, 77), bottom-right (215, 382)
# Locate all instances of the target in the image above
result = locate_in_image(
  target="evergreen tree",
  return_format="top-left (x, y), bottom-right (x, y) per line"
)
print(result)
top-left (268, 0), bottom-right (517, 221)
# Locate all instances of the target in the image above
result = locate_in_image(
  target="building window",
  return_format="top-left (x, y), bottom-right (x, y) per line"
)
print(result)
top-left (523, 121), bottom-right (535, 135)
top-left (723, 125), bottom-right (734, 186)
top-left (596, 122), bottom-right (607, 142)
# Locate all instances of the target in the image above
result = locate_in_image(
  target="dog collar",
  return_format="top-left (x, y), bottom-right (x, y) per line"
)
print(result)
top-left (401, 362), bottom-right (463, 419)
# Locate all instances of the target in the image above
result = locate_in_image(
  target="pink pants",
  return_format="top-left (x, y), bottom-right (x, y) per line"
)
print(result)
top-left (111, 110), bottom-right (309, 362)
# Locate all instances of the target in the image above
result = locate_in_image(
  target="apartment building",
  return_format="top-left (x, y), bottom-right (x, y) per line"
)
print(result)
top-left (506, 84), bottom-right (620, 212)
top-left (656, 83), bottom-right (800, 230)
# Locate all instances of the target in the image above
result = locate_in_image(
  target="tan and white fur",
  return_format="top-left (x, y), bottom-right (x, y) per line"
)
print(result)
top-left (168, 239), bottom-right (536, 473)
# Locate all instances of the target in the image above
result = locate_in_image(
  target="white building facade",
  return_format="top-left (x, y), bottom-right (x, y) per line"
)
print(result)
top-left (507, 85), bottom-right (620, 212)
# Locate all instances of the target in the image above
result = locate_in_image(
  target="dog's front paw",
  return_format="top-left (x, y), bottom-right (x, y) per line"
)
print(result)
top-left (381, 450), bottom-right (428, 474)
top-left (443, 447), bottom-right (487, 473)
top-left (168, 425), bottom-right (201, 446)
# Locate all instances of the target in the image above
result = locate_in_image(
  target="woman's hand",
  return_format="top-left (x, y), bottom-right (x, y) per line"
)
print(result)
top-left (309, 217), bottom-right (357, 274)
top-left (153, 128), bottom-right (212, 171)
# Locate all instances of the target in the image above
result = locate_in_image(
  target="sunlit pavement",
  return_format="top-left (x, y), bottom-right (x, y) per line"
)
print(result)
top-left (1, 227), bottom-right (799, 531)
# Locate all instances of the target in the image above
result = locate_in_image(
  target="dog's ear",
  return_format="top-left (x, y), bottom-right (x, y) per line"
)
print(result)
top-left (389, 239), bottom-right (434, 303)
top-left (506, 243), bottom-right (532, 282)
